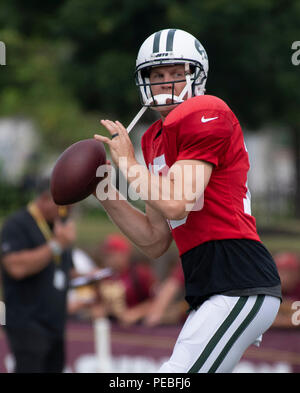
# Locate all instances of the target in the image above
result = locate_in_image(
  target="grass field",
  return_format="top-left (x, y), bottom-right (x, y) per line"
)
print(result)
top-left (0, 208), bottom-right (299, 302)
top-left (259, 235), bottom-right (300, 254)
top-left (76, 211), bottom-right (300, 256)
top-left (1, 209), bottom-right (300, 255)
top-left (76, 212), bottom-right (121, 248)
top-left (256, 216), bottom-right (300, 254)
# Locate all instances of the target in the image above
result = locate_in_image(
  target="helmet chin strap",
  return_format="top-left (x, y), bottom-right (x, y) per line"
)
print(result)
top-left (127, 105), bottom-right (148, 133)
top-left (127, 63), bottom-right (192, 133)
top-left (184, 62), bottom-right (192, 99)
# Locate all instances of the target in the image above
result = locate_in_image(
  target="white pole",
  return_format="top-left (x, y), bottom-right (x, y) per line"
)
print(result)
top-left (94, 317), bottom-right (112, 373)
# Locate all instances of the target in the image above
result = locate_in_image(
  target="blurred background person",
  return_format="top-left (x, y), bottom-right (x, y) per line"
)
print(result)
top-left (67, 247), bottom-right (114, 320)
top-left (90, 234), bottom-right (157, 326)
top-left (67, 247), bottom-right (100, 318)
top-left (144, 259), bottom-right (187, 327)
top-left (0, 178), bottom-right (76, 373)
top-left (272, 252), bottom-right (300, 328)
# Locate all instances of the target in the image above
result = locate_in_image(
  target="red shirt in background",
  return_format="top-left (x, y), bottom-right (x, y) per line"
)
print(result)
top-left (99, 264), bottom-right (156, 311)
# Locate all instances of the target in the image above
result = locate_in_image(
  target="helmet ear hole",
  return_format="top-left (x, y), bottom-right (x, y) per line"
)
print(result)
top-left (141, 68), bottom-right (150, 78)
top-left (189, 64), bottom-right (196, 74)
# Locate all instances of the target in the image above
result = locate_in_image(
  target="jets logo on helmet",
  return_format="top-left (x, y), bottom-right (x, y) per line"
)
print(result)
top-left (135, 29), bottom-right (209, 110)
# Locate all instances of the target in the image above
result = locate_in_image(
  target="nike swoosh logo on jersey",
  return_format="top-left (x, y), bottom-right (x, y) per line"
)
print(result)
top-left (201, 116), bottom-right (219, 123)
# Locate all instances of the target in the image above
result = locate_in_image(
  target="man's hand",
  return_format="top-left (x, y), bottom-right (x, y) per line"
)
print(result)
top-left (94, 120), bottom-right (212, 222)
top-left (53, 220), bottom-right (76, 249)
top-left (94, 120), bottom-right (136, 167)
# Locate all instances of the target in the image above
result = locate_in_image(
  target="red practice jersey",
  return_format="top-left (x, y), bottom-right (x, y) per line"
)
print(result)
top-left (141, 95), bottom-right (260, 255)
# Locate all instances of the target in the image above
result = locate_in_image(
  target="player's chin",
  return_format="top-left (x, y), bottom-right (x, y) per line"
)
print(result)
top-left (152, 102), bottom-right (180, 115)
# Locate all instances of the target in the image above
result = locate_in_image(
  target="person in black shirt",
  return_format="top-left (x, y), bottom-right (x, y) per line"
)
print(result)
top-left (0, 179), bottom-right (76, 373)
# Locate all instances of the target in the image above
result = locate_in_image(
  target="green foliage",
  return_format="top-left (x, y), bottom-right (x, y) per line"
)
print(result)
top-left (166, 0), bottom-right (300, 128)
top-left (0, 0), bottom-right (299, 216)
top-left (1, 0), bottom-right (299, 144)
top-left (0, 181), bottom-right (33, 215)
top-left (0, 29), bottom-right (100, 149)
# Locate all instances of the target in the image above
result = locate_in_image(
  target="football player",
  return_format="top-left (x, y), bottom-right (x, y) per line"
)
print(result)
top-left (94, 29), bottom-right (281, 373)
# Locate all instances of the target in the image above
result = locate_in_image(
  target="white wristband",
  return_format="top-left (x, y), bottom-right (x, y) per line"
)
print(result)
top-left (48, 240), bottom-right (63, 257)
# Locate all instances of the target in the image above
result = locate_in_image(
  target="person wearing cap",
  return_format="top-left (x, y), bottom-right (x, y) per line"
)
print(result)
top-left (272, 252), bottom-right (300, 328)
top-left (90, 234), bottom-right (157, 325)
top-left (0, 178), bottom-right (76, 373)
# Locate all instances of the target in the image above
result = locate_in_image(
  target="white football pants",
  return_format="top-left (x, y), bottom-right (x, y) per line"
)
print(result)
top-left (158, 294), bottom-right (280, 373)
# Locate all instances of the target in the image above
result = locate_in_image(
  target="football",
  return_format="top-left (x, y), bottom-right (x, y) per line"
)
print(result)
top-left (51, 138), bottom-right (106, 205)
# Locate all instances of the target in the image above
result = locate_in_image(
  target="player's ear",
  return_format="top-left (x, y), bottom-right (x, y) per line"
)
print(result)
top-left (141, 67), bottom-right (151, 78)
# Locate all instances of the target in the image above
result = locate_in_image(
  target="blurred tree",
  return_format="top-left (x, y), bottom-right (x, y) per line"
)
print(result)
top-left (0, 29), bottom-right (98, 150)
top-left (0, 0), bottom-right (299, 213)
top-left (56, 0), bottom-right (173, 118)
top-left (165, 0), bottom-right (300, 213)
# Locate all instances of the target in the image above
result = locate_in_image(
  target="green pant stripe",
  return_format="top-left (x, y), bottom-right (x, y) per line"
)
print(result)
top-left (188, 296), bottom-right (248, 373)
top-left (208, 295), bottom-right (265, 373)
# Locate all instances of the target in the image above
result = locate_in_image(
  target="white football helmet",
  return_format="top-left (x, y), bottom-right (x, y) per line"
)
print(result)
top-left (135, 28), bottom-right (209, 110)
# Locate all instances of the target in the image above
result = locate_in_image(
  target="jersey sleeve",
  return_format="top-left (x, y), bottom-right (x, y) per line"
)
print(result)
top-left (176, 111), bottom-right (233, 167)
top-left (0, 218), bottom-right (30, 256)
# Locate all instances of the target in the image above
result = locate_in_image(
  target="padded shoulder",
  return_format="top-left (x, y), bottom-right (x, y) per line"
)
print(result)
top-left (164, 95), bottom-right (231, 127)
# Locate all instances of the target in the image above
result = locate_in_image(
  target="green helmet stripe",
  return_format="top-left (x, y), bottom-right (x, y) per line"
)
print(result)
top-left (166, 29), bottom-right (176, 52)
top-left (152, 30), bottom-right (162, 53)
